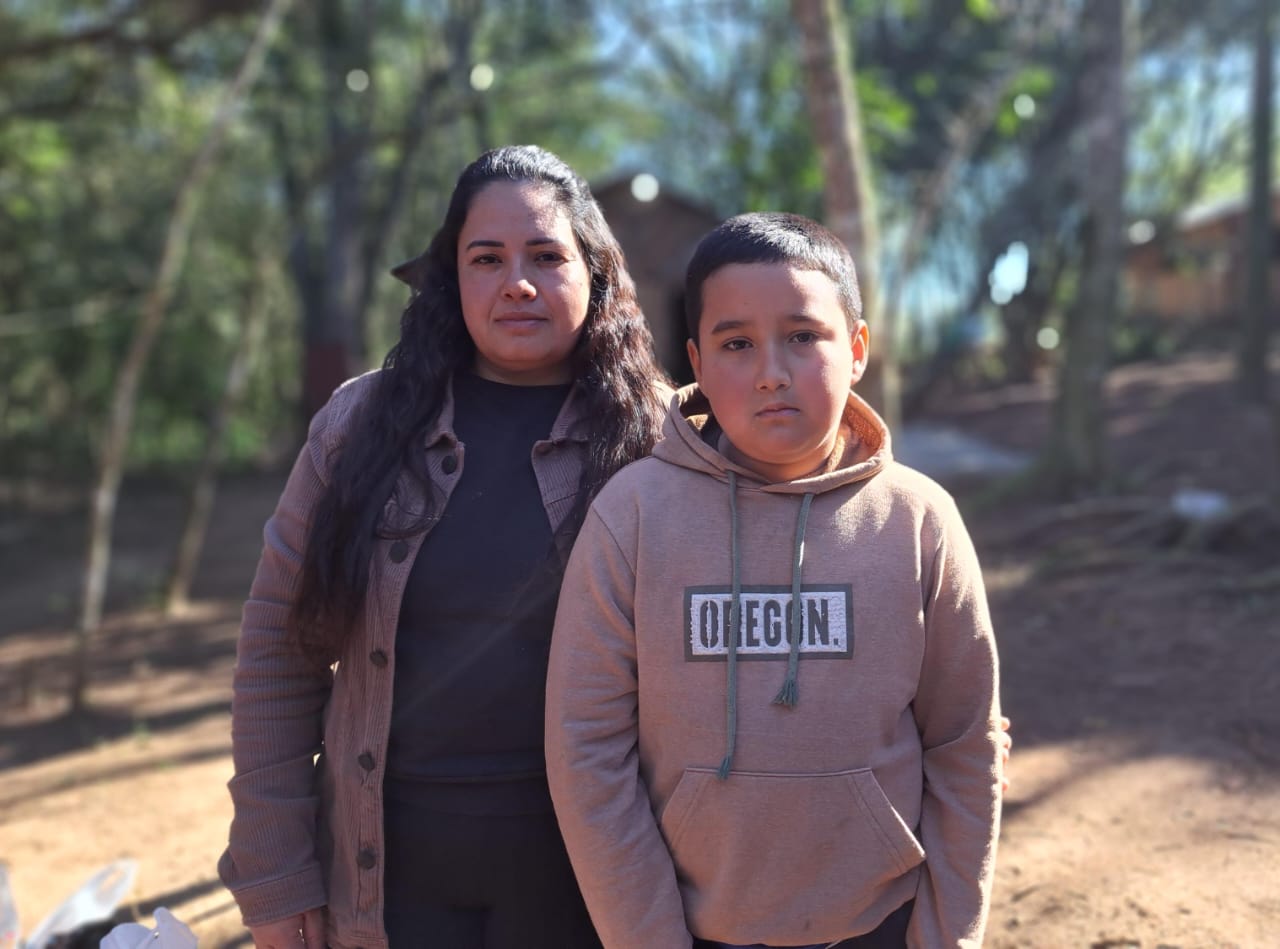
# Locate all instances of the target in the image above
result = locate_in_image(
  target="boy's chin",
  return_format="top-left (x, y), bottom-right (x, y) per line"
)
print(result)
top-left (728, 442), bottom-right (840, 482)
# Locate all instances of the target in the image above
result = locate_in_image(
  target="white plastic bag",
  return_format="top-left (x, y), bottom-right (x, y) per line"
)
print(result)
top-left (4, 861), bottom-right (137, 949)
top-left (0, 864), bottom-right (19, 949)
top-left (0, 861), bottom-right (194, 949)
top-left (99, 908), bottom-right (196, 949)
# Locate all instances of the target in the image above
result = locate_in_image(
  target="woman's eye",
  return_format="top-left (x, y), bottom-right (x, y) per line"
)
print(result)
top-left (471, 253), bottom-right (500, 265)
top-left (536, 251), bottom-right (567, 263)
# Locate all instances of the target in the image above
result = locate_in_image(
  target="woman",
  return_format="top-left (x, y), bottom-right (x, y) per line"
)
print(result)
top-left (218, 145), bottom-right (670, 949)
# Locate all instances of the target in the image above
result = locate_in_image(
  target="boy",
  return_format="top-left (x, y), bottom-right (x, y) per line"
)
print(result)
top-left (545, 213), bottom-right (1001, 948)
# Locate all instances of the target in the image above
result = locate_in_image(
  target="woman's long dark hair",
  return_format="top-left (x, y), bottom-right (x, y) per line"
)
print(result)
top-left (289, 145), bottom-right (669, 659)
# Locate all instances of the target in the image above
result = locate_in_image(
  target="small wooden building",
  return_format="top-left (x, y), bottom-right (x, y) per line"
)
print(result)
top-left (594, 175), bottom-right (722, 383)
top-left (1124, 189), bottom-right (1280, 325)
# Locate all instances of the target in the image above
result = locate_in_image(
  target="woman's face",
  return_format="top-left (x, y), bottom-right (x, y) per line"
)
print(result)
top-left (456, 180), bottom-right (592, 385)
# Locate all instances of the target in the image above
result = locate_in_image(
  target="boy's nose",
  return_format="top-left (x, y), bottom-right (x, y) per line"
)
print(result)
top-left (756, 349), bottom-right (790, 390)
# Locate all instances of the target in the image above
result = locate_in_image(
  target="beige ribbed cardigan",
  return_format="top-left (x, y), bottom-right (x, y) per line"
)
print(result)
top-left (218, 370), bottom-right (591, 949)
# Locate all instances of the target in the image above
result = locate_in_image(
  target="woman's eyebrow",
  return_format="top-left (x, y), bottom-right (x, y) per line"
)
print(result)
top-left (464, 236), bottom-right (563, 250)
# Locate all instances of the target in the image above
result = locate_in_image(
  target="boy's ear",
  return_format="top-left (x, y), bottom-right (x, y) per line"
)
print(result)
top-left (849, 320), bottom-right (870, 385)
top-left (686, 338), bottom-right (703, 385)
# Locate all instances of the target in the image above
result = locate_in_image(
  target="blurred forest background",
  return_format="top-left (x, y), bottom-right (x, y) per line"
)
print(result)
top-left (2, 0), bottom-right (1276, 659)
top-left (1, 0), bottom-right (1278, 946)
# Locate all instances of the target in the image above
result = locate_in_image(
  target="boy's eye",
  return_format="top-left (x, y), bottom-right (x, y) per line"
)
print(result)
top-left (791, 331), bottom-right (817, 344)
top-left (723, 338), bottom-right (752, 352)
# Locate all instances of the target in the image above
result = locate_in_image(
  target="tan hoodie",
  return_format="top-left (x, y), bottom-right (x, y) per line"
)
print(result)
top-left (546, 385), bottom-right (1001, 948)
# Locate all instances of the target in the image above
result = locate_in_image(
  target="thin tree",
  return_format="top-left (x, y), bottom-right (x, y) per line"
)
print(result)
top-left (72, 0), bottom-right (294, 711)
top-left (164, 254), bottom-right (274, 615)
top-left (1239, 0), bottom-right (1273, 404)
top-left (882, 10), bottom-right (1046, 405)
top-left (1043, 0), bottom-right (1128, 496)
top-left (273, 0), bottom-right (477, 419)
top-left (790, 0), bottom-right (890, 427)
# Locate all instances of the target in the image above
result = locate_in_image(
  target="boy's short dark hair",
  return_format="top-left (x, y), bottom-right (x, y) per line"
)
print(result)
top-left (684, 212), bottom-right (863, 342)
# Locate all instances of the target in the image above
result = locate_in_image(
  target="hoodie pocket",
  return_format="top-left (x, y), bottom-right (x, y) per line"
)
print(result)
top-left (658, 767), bottom-right (924, 933)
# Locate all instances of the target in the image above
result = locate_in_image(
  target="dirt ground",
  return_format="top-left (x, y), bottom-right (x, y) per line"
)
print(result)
top-left (2, 349), bottom-right (1278, 948)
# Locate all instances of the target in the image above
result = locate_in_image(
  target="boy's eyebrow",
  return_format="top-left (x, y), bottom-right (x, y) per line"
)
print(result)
top-left (706, 313), bottom-right (824, 334)
top-left (463, 236), bottom-right (563, 251)
top-left (706, 318), bottom-right (748, 334)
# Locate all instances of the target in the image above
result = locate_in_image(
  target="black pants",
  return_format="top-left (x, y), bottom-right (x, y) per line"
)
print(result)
top-left (383, 784), bottom-right (601, 949)
top-left (691, 898), bottom-right (913, 949)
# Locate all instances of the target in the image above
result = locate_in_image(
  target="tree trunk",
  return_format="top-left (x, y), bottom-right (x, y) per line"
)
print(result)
top-left (884, 21), bottom-right (1040, 406)
top-left (294, 0), bottom-right (376, 420)
top-left (356, 16), bottom-right (473, 321)
top-left (292, 0), bottom-right (470, 421)
top-left (71, 0), bottom-right (294, 711)
top-left (790, 0), bottom-right (891, 427)
top-left (164, 257), bottom-right (272, 615)
top-left (1239, 0), bottom-right (1274, 403)
top-left (1043, 0), bottom-right (1127, 497)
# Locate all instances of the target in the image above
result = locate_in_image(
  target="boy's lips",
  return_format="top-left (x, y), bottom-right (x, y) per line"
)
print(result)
top-left (757, 402), bottom-right (799, 418)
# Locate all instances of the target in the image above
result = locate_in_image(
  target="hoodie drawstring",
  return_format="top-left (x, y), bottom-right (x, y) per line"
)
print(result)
top-left (717, 473), bottom-right (816, 780)
top-left (773, 491), bottom-right (813, 708)
top-left (717, 470), bottom-right (743, 780)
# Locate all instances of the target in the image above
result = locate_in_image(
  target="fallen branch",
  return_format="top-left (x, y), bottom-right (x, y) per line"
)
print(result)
top-left (1200, 565), bottom-right (1280, 596)
top-left (985, 496), bottom-right (1166, 547)
top-left (1039, 546), bottom-right (1235, 578)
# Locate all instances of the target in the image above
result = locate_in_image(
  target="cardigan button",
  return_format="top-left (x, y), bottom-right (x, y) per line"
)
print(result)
top-left (389, 540), bottom-right (409, 563)
top-left (357, 848), bottom-right (377, 870)
top-left (357, 752), bottom-right (375, 771)
top-left (369, 649), bottom-right (388, 668)
top-left (442, 454), bottom-right (458, 474)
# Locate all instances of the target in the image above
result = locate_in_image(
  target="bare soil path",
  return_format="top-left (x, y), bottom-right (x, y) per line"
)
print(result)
top-left (2, 350), bottom-right (1277, 948)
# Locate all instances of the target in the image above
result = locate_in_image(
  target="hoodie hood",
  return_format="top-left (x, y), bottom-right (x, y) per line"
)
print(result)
top-left (652, 382), bottom-right (893, 495)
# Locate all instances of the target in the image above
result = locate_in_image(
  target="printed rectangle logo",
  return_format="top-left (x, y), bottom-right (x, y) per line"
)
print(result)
top-left (684, 584), bottom-right (853, 661)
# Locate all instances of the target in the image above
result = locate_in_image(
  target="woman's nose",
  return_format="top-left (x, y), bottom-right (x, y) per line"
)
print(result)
top-left (502, 265), bottom-right (536, 300)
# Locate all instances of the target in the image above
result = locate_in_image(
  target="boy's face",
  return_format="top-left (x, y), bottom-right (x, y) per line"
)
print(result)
top-left (687, 262), bottom-right (869, 483)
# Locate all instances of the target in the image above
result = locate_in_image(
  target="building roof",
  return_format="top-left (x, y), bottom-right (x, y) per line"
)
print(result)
top-left (1177, 186), bottom-right (1280, 231)
top-left (591, 173), bottom-right (721, 221)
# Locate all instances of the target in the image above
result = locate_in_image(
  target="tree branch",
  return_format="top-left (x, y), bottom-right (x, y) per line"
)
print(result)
top-left (0, 0), bottom-right (257, 67)
top-left (72, 0), bottom-right (296, 711)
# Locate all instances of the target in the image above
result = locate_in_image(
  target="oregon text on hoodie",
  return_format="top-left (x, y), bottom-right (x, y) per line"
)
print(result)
top-left (546, 385), bottom-right (1002, 949)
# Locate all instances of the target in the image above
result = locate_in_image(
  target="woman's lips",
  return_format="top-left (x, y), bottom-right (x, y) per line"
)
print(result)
top-left (495, 312), bottom-right (546, 329)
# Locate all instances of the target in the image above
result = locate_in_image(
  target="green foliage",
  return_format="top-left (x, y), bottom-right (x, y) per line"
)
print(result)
top-left (582, 1), bottom-right (824, 217)
top-left (850, 1), bottom-right (1043, 176)
top-left (1127, 20), bottom-right (1253, 220)
top-left (965, 0), bottom-right (999, 22)
top-left (0, 4), bottom-right (284, 479)
top-left (990, 65), bottom-right (1056, 138)
top-left (0, 0), bottom-right (1263, 490)
top-left (857, 69), bottom-right (916, 151)
top-left (1111, 318), bottom-right (1181, 366)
